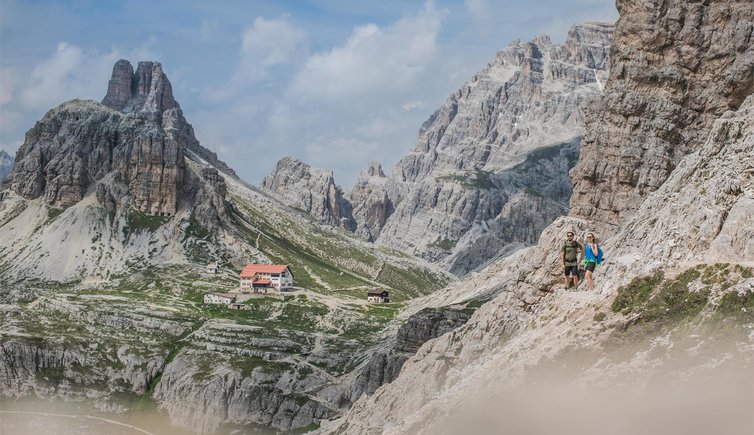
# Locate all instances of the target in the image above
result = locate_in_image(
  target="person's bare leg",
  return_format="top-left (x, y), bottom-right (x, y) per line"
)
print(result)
top-left (585, 270), bottom-right (594, 289)
top-left (573, 275), bottom-right (580, 287)
top-left (564, 274), bottom-right (570, 289)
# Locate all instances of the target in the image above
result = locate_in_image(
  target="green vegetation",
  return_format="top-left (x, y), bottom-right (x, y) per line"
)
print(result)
top-left (437, 170), bottom-right (496, 190)
top-left (523, 186), bottom-right (545, 198)
top-left (47, 207), bottom-right (64, 222)
top-left (464, 296), bottom-right (493, 310)
top-left (290, 422), bottom-right (321, 435)
top-left (593, 312), bottom-right (607, 322)
top-left (276, 300), bottom-right (330, 332)
top-left (123, 209), bottom-right (169, 238)
top-left (611, 271), bottom-right (663, 314)
top-left (430, 238), bottom-right (456, 251)
top-left (35, 366), bottom-right (65, 384)
top-left (713, 289), bottom-right (754, 324)
top-left (184, 215), bottom-right (211, 240)
top-left (231, 203), bottom-right (372, 291)
top-left (612, 268), bottom-right (708, 325)
top-left (511, 141), bottom-right (575, 172)
top-left (611, 264), bottom-right (754, 337)
top-left (227, 354), bottom-right (290, 378)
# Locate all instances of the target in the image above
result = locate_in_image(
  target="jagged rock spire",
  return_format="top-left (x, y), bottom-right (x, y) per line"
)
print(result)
top-left (102, 59), bottom-right (179, 114)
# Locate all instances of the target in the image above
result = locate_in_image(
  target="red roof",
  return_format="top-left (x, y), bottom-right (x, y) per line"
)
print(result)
top-left (252, 279), bottom-right (272, 285)
top-left (240, 264), bottom-right (290, 278)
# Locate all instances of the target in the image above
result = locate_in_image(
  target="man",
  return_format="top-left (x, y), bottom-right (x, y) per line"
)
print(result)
top-left (560, 231), bottom-right (583, 289)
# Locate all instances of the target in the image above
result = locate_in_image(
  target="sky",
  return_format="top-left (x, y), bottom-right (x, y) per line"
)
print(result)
top-left (0, 0), bottom-right (617, 187)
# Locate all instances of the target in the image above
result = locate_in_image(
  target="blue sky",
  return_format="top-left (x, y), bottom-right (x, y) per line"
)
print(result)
top-left (0, 0), bottom-right (617, 186)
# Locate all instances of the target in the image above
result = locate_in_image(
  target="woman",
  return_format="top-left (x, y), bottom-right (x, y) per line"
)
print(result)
top-left (583, 233), bottom-right (603, 290)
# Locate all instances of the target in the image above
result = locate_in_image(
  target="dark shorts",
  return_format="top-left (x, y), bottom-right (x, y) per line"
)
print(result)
top-left (564, 265), bottom-right (579, 277)
top-left (585, 262), bottom-right (596, 272)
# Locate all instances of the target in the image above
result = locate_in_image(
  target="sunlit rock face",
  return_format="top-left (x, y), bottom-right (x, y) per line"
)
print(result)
top-left (369, 22), bottom-right (613, 273)
top-left (570, 0), bottom-right (754, 234)
top-left (346, 161), bottom-right (392, 242)
top-left (261, 156), bottom-right (356, 231)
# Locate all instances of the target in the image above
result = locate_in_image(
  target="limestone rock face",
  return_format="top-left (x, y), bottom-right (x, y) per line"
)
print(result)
top-left (4, 100), bottom-right (183, 214)
top-left (0, 150), bottom-right (13, 185)
top-left (346, 161), bottom-right (392, 241)
top-left (3, 60), bottom-right (231, 224)
top-left (570, 0), bottom-right (754, 234)
top-left (261, 156), bottom-right (355, 230)
top-left (369, 22), bottom-right (613, 273)
top-left (349, 307), bottom-right (471, 403)
top-left (102, 60), bottom-right (178, 115)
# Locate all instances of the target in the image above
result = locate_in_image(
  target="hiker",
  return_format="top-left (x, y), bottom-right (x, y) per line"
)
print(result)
top-left (560, 231), bottom-right (583, 289)
top-left (583, 232), bottom-right (604, 290)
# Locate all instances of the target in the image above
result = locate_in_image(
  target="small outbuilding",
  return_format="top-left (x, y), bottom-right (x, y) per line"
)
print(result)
top-left (367, 289), bottom-right (390, 303)
top-left (204, 292), bottom-right (236, 305)
top-left (206, 262), bottom-right (219, 274)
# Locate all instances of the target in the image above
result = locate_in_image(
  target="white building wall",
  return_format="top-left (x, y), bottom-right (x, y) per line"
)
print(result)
top-left (204, 294), bottom-right (234, 304)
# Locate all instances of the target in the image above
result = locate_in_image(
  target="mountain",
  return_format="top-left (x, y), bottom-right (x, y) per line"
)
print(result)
top-left (261, 156), bottom-right (355, 231)
top-left (262, 22), bottom-right (614, 275)
top-left (375, 22), bottom-right (613, 275)
top-left (319, 2), bottom-right (754, 433)
top-left (346, 161), bottom-right (392, 242)
top-left (0, 150), bottom-right (13, 185)
top-left (0, 60), bottom-right (454, 433)
top-left (3, 60), bottom-right (229, 230)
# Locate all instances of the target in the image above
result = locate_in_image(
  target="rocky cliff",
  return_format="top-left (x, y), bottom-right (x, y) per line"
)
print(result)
top-left (570, 0), bottom-right (754, 234)
top-left (346, 161), bottom-right (392, 241)
top-left (2, 59), bottom-right (230, 230)
top-left (0, 150), bottom-right (12, 185)
top-left (373, 22), bottom-right (612, 273)
top-left (349, 307), bottom-right (471, 403)
top-left (319, 3), bottom-right (754, 433)
top-left (260, 156), bottom-right (355, 230)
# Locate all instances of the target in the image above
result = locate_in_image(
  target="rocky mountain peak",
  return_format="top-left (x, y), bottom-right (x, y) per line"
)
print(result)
top-left (364, 22), bottom-right (613, 273)
top-left (102, 59), bottom-right (178, 115)
top-left (261, 157), bottom-right (355, 230)
top-left (347, 160), bottom-right (392, 242)
top-left (564, 21), bottom-right (613, 70)
top-left (361, 161), bottom-right (386, 179)
top-left (3, 59), bottom-right (231, 227)
top-left (319, 4), bottom-right (754, 433)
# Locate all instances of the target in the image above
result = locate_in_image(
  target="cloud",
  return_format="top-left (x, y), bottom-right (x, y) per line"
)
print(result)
top-left (205, 16), bottom-right (307, 101)
top-left (305, 135), bottom-right (383, 183)
top-left (15, 42), bottom-right (157, 111)
top-left (0, 68), bottom-right (18, 106)
top-left (288, 0), bottom-right (444, 103)
top-left (240, 16), bottom-right (308, 72)
top-left (402, 100), bottom-right (425, 111)
top-left (0, 41), bottom-right (157, 153)
top-left (464, 0), bottom-right (493, 35)
top-left (199, 19), bottom-right (219, 41)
